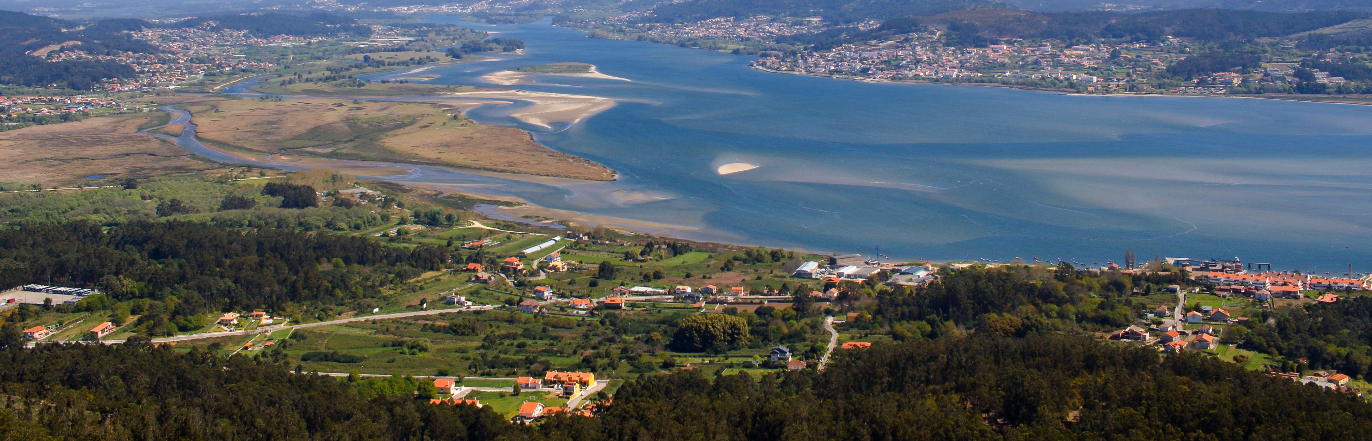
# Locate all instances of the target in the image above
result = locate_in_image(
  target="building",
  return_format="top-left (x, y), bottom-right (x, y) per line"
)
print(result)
top-left (700, 285), bottom-right (718, 295)
top-left (517, 402), bottom-right (545, 421)
top-left (1191, 333), bottom-right (1217, 350)
top-left (22, 326), bottom-right (48, 340)
top-left (542, 253), bottom-right (561, 264)
top-left (502, 257), bottom-right (525, 274)
top-left (90, 322), bottom-right (116, 339)
top-left (1155, 305), bottom-right (1170, 317)
top-left (533, 286), bottom-right (554, 300)
top-left (545, 371), bottom-right (596, 387)
top-left (674, 286), bottom-right (693, 295)
top-left (841, 341), bottom-right (871, 349)
top-left (1195, 325), bottom-right (1214, 335)
top-left (1163, 341), bottom-right (1188, 353)
top-left (519, 299), bottom-right (541, 314)
top-left (730, 286), bottom-right (745, 296)
top-left (1316, 294), bottom-right (1340, 304)
top-left (1330, 373), bottom-right (1352, 386)
top-left (518, 377), bottom-right (543, 389)
top-left (561, 382), bottom-right (581, 398)
top-left (570, 298), bottom-right (592, 309)
top-left (770, 346), bottom-right (793, 363)
top-left (1210, 309), bottom-right (1230, 322)
top-left (1160, 330), bottom-right (1182, 343)
top-left (1185, 311), bottom-right (1204, 324)
top-left (464, 263), bottom-right (484, 272)
top-left (433, 378), bottom-right (458, 395)
top-left (446, 294), bottom-right (472, 307)
top-left (603, 297), bottom-right (624, 309)
top-left (793, 261), bottom-right (820, 278)
top-left (251, 311), bottom-right (266, 320)
top-left (786, 360), bottom-right (807, 370)
top-left (217, 313), bottom-right (241, 326)
top-left (1120, 326), bottom-right (1149, 341)
top-left (429, 398), bottom-right (482, 407)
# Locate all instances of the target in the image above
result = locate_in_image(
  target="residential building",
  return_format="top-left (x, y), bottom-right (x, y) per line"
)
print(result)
top-left (22, 326), bottom-right (48, 340)
top-left (786, 360), bottom-right (807, 370)
top-left (700, 285), bottom-right (718, 295)
top-left (604, 297), bottom-right (624, 309)
top-left (517, 402), bottom-right (545, 421)
top-left (674, 286), bottom-right (693, 295)
top-left (1330, 373), bottom-right (1351, 386)
top-left (1155, 305), bottom-right (1170, 317)
top-left (1191, 333), bottom-right (1217, 350)
top-left (1186, 311), bottom-right (1204, 324)
top-left (217, 312), bottom-right (241, 326)
top-left (1316, 294), bottom-right (1341, 304)
top-left (1210, 309), bottom-right (1230, 322)
top-left (89, 322), bottom-right (116, 339)
top-left (561, 382), bottom-right (581, 398)
top-left (1163, 341), bottom-right (1188, 353)
top-left (1120, 326), bottom-right (1149, 341)
top-left (433, 378), bottom-right (458, 395)
top-left (770, 346), bottom-right (793, 363)
top-left (730, 286), bottom-right (745, 296)
top-left (1160, 330), bottom-right (1182, 343)
top-left (544, 371), bottom-right (596, 387)
top-left (464, 263), bottom-right (484, 272)
top-left (519, 299), bottom-right (541, 314)
top-left (1196, 325), bottom-right (1214, 335)
top-left (518, 377), bottom-right (543, 389)
top-left (841, 341), bottom-right (871, 349)
top-left (533, 286), bottom-right (554, 300)
top-left (429, 398), bottom-right (482, 407)
top-left (502, 257), bottom-right (525, 274)
top-left (446, 294), bottom-right (471, 306)
top-left (570, 298), bottom-right (592, 309)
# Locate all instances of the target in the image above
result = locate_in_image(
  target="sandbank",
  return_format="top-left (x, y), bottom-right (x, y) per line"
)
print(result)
top-left (717, 163), bottom-right (759, 175)
top-left (480, 64), bottom-right (630, 86)
top-left (433, 90), bottom-right (616, 129)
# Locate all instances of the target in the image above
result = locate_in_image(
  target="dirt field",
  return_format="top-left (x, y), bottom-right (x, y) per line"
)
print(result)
top-left (0, 114), bottom-right (215, 187)
top-left (188, 98), bottom-right (615, 181)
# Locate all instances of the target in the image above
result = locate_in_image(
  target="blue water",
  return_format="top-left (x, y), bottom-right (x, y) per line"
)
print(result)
top-left (234, 17), bottom-right (1372, 272)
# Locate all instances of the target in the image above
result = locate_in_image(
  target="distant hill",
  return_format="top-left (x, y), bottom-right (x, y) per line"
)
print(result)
top-left (646, 0), bottom-right (1011, 24)
top-left (0, 10), bottom-right (146, 89)
top-left (1005, 0), bottom-right (1372, 13)
top-left (914, 8), bottom-right (1368, 41)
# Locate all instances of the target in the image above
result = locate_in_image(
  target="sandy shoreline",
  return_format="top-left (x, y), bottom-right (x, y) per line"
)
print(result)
top-left (481, 65), bottom-right (630, 86)
top-left (432, 89), bottom-right (616, 129)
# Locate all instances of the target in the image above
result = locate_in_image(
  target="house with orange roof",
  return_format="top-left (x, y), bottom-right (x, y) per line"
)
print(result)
top-left (519, 299), bottom-right (542, 314)
top-left (1210, 308), bottom-right (1230, 322)
top-left (251, 311), bottom-right (266, 319)
top-left (603, 297), bottom-right (624, 309)
top-left (1316, 294), bottom-right (1340, 304)
top-left (533, 286), bottom-right (554, 300)
top-left (1330, 373), bottom-right (1351, 386)
top-left (570, 298), bottom-right (591, 309)
top-left (561, 381), bottom-right (581, 398)
top-left (544, 371), bottom-right (596, 387)
top-left (1191, 333), bottom-right (1217, 350)
top-left (786, 360), bottom-right (807, 370)
top-left (1163, 340), bottom-right (1188, 353)
top-left (89, 322), bottom-right (116, 339)
top-left (501, 257), bottom-right (524, 274)
top-left (217, 312), bottom-right (241, 326)
top-left (433, 378), bottom-right (458, 395)
top-left (517, 401), bottom-right (545, 421)
top-left (730, 286), bottom-right (745, 296)
top-left (1159, 330), bottom-right (1182, 343)
top-left (464, 263), bottom-right (484, 272)
top-left (22, 326), bottom-right (48, 340)
top-left (1268, 285), bottom-right (1300, 299)
top-left (700, 285), bottom-right (718, 295)
top-left (517, 377), bottom-right (543, 389)
top-left (841, 341), bottom-right (871, 349)
top-left (1185, 311), bottom-right (1204, 324)
top-left (429, 398), bottom-right (482, 407)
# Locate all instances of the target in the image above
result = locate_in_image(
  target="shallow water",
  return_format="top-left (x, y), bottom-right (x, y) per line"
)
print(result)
top-left (224, 17), bottom-right (1372, 272)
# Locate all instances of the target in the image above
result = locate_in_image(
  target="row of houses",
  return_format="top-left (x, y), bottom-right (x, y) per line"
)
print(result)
top-left (1195, 272), bottom-right (1369, 292)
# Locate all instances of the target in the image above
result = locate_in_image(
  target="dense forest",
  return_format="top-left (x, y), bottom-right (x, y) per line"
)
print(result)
top-left (0, 221), bottom-right (447, 335)
top-left (2, 332), bottom-right (1368, 439)
top-left (1236, 296), bottom-right (1372, 376)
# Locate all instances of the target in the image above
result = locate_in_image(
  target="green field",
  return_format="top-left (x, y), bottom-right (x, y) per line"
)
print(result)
top-left (465, 391), bottom-right (568, 418)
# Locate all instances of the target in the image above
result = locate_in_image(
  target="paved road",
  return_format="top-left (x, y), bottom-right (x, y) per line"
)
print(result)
top-left (567, 380), bottom-right (610, 409)
top-left (1174, 291), bottom-right (1187, 322)
top-left (85, 305), bottom-right (497, 345)
top-left (817, 315), bottom-right (838, 371)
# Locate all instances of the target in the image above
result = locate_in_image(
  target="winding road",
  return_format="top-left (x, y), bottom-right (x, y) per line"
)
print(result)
top-left (817, 315), bottom-right (838, 371)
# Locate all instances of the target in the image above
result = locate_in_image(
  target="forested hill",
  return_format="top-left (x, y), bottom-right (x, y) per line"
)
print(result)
top-left (1, 333), bottom-right (1368, 439)
top-left (171, 12), bottom-right (371, 38)
top-left (0, 10), bottom-right (145, 89)
top-left (645, 0), bottom-right (1010, 24)
top-left (919, 9), bottom-right (1368, 41)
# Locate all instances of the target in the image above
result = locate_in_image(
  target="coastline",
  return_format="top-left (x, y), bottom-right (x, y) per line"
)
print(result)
top-left (750, 65), bottom-right (1372, 106)
top-left (430, 89), bottom-right (616, 129)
